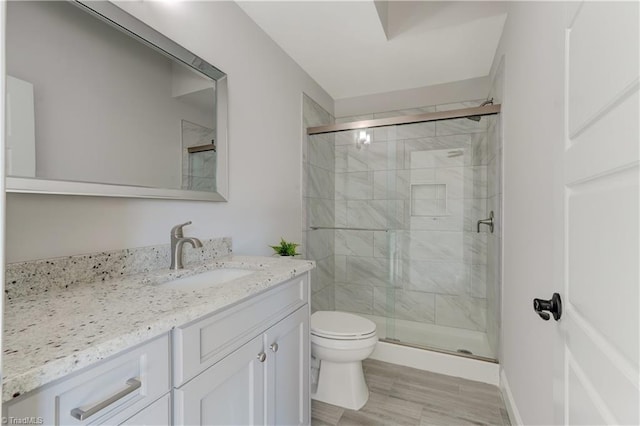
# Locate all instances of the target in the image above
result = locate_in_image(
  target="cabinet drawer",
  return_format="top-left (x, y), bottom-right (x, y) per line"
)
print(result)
top-left (173, 273), bottom-right (309, 386)
top-left (121, 393), bottom-right (170, 425)
top-left (4, 333), bottom-right (170, 425)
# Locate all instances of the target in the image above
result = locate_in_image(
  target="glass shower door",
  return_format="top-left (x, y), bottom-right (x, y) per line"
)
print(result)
top-left (304, 100), bottom-right (502, 362)
top-left (375, 114), bottom-right (501, 361)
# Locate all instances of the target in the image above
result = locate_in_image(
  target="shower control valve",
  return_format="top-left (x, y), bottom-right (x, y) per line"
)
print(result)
top-left (477, 211), bottom-right (494, 233)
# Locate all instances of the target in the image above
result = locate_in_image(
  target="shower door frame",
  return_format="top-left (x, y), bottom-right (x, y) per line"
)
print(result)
top-left (307, 104), bottom-right (501, 135)
top-left (306, 102), bottom-right (502, 363)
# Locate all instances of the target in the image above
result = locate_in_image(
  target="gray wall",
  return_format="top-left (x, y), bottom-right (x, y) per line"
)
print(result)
top-left (6, 1), bottom-right (213, 188)
top-left (302, 95), bottom-right (335, 312)
top-left (490, 2), bottom-right (566, 424)
top-left (5, 1), bottom-right (333, 263)
top-left (334, 76), bottom-right (490, 118)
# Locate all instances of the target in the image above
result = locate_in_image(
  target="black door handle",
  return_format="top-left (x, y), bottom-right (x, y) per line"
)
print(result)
top-left (533, 293), bottom-right (562, 321)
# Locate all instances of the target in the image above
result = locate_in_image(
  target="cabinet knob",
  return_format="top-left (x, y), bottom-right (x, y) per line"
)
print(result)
top-left (270, 343), bottom-right (279, 353)
top-left (257, 352), bottom-right (267, 362)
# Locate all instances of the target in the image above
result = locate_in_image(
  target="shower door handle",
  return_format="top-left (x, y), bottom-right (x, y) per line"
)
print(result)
top-left (533, 293), bottom-right (562, 321)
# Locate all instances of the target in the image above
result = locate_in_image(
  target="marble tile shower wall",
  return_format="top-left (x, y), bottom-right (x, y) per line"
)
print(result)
top-left (181, 120), bottom-right (217, 191)
top-left (302, 95), bottom-right (336, 312)
top-left (333, 100), bottom-right (494, 333)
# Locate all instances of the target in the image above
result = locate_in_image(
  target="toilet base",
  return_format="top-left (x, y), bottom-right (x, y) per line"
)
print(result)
top-left (311, 359), bottom-right (369, 410)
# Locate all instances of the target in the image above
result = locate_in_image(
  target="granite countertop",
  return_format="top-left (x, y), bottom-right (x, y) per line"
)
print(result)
top-left (2, 255), bottom-right (314, 402)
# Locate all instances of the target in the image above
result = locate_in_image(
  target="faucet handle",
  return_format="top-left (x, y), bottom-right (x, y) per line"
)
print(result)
top-left (171, 221), bottom-right (192, 238)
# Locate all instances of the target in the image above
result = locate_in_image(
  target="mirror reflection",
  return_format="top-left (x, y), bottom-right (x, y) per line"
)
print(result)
top-left (6, 1), bottom-right (223, 196)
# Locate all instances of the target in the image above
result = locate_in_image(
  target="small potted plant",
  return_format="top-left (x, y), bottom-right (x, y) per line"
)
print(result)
top-left (270, 238), bottom-right (300, 257)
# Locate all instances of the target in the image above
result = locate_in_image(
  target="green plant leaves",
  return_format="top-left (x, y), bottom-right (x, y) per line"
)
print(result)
top-left (270, 237), bottom-right (300, 256)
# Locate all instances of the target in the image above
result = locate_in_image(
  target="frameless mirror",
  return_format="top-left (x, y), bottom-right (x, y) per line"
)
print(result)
top-left (5, 1), bottom-right (228, 201)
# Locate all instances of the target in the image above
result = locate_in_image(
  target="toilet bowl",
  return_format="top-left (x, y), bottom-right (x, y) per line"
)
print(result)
top-left (310, 311), bottom-right (377, 410)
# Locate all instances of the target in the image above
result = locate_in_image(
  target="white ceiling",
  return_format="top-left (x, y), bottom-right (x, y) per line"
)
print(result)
top-left (237, 1), bottom-right (507, 100)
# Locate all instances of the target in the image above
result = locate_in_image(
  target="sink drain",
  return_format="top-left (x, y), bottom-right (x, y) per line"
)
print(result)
top-left (457, 349), bottom-right (473, 355)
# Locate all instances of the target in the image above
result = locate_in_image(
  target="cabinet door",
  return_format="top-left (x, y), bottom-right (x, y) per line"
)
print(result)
top-left (174, 335), bottom-right (265, 426)
top-left (264, 307), bottom-right (310, 426)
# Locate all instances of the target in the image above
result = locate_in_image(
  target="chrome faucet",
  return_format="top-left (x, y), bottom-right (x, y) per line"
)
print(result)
top-left (170, 221), bottom-right (203, 270)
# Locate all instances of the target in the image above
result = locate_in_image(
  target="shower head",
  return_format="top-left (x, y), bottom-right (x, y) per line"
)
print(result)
top-left (466, 98), bottom-right (494, 122)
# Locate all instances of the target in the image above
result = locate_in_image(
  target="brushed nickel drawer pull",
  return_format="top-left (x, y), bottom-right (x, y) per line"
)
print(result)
top-left (70, 378), bottom-right (141, 420)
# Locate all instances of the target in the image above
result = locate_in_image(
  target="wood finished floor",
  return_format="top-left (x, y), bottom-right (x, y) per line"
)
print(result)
top-left (311, 359), bottom-right (511, 426)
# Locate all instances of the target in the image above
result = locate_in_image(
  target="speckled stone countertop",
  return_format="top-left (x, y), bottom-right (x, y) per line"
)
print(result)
top-left (3, 255), bottom-right (315, 402)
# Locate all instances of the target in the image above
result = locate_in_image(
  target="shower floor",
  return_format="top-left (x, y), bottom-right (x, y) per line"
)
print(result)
top-left (360, 314), bottom-right (496, 360)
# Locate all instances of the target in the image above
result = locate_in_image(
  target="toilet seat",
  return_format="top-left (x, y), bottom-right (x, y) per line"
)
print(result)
top-left (311, 311), bottom-right (376, 340)
top-left (311, 329), bottom-right (377, 340)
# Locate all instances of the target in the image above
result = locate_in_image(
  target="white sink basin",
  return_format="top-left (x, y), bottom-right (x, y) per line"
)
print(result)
top-left (160, 268), bottom-right (257, 290)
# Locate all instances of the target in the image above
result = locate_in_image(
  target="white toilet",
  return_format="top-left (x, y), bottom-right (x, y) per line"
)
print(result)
top-left (310, 311), bottom-right (378, 410)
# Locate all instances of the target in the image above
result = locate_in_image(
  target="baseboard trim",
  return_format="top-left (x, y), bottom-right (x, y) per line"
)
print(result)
top-left (500, 368), bottom-right (523, 425)
top-left (369, 341), bottom-right (500, 385)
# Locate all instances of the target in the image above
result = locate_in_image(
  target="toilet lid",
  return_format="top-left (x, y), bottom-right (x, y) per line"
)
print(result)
top-left (311, 311), bottom-right (376, 338)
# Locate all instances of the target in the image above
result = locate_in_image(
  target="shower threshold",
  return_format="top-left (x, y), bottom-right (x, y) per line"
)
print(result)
top-left (379, 337), bottom-right (498, 363)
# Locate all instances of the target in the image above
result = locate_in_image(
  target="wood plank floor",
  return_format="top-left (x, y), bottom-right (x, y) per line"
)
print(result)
top-left (311, 359), bottom-right (511, 426)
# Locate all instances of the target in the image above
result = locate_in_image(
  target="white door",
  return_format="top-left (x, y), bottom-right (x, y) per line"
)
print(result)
top-left (556, 1), bottom-right (639, 424)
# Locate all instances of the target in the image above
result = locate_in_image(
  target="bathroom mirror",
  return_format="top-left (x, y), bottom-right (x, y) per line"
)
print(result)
top-left (5, 1), bottom-right (229, 201)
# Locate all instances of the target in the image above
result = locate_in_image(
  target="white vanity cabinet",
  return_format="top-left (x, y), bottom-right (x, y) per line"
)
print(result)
top-left (3, 333), bottom-right (171, 425)
top-left (174, 307), bottom-right (309, 425)
top-left (2, 272), bottom-right (311, 426)
top-left (173, 274), bottom-right (310, 426)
